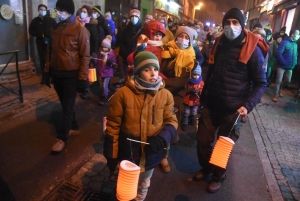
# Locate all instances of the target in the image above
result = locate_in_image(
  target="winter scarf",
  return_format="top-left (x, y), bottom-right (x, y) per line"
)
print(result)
top-left (134, 76), bottom-right (163, 91)
top-left (161, 40), bottom-right (195, 77)
top-left (76, 15), bottom-right (91, 26)
top-left (209, 29), bottom-right (269, 65)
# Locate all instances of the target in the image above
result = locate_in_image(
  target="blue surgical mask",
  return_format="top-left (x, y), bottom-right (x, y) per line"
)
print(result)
top-left (131, 16), bottom-right (139, 25)
top-left (80, 12), bottom-right (87, 19)
top-left (39, 10), bottom-right (46, 17)
top-left (176, 38), bottom-right (189, 49)
top-left (56, 10), bottom-right (69, 21)
top-left (224, 25), bottom-right (242, 41)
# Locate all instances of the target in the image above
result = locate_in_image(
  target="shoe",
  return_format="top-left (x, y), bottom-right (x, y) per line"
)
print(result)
top-left (160, 158), bottom-right (170, 173)
top-left (181, 124), bottom-right (188, 131)
top-left (69, 129), bottom-right (80, 136)
top-left (279, 92), bottom-right (283, 97)
top-left (52, 139), bottom-right (65, 152)
top-left (272, 96), bottom-right (278, 102)
top-left (80, 90), bottom-right (89, 100)
top-left (193, 171), bottom-right (205, 181)
top-left (99, 95), bottom-right (108, 105)
top-left (207, 181), bottom-right (221, 193)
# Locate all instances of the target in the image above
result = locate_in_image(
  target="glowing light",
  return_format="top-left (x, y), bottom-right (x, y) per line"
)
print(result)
top-left (206, 22), bottom-right (210, 26)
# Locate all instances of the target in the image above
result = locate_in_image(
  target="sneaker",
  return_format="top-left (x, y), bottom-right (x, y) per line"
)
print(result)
top-left (207, 181), bottom-right (222, 193)
top-left (51, 139), bottom-right (65, 152)
top-left (69, 129), bottom-right (80, 136)
top-left (80, 90), bottom-right (89, 100)
top-left (99, 95), bottom-right (108, 105)
top-left (160, 158), bottom-right (170, 173)
top-left (181, 124), bottom-right (188, 131)
top-left (272, 96), bottom-right (278, 102)
top-left (279, 92), bottom-right (283, 97)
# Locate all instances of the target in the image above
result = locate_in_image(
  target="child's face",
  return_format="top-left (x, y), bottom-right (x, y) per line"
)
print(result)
top-left (139, 66), bottom-right (159, 83)
top-left (153, 31), bottom-right (163, 41)
top-left (101, 46), bottom-right (109, 52)
top-left (192, 74), bottom-right (200, 79)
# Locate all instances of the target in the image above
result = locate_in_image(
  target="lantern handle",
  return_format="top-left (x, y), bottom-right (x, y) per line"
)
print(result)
top-left (127, 138), bottom-right (149, 145)
top-left (228, 114), bottom-right (240, 138)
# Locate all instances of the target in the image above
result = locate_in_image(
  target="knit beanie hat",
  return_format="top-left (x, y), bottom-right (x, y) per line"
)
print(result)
top-left (130, 8), bottom-right (140, 18)
top-left (222, 8), bottom-right (245, 29)
top-left (252, 27), bottom-right (266, 38)
top-left (280, 26), bottom-right (286, 32)
top-left (56, 0), bottom-right (75, 14)
top-left (175, 26), bottom-right (195, 45)
top-left (253, 23), bottom-right (262, 29)
top-left (101, 36), bottom-right (112, 49)
top-left (38, 4), bottom-right (47, 11)
top-left (192, 63), bottom-right (202, 75)
top-left (104, 12), bottom-right (111, 19)
top-left (92, 6), bottom-right (102, 15)
top-left (133, 52), bottom-right (159, 75)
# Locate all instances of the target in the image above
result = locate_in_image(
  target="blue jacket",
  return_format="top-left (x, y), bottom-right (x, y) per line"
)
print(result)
top-left (205, 34), bottom-right (267, 114)
top-left (275, 37), bottom-right (298, 70)
top-left (104, 18), bottom-right (116, 43)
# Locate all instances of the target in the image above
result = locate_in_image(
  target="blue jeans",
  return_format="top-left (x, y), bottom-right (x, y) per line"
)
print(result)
top-left (101, 77), bottom-right (111, 96)
top-left (183, 104), bottom-right (198, 125)
top-left (135, 168), bottom-right (154, 201)
top-left (274, 68), bottom-right (292, 96)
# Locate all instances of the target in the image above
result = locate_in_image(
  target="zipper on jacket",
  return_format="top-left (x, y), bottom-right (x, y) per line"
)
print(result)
top-left (152, 105), bottom-right (155, 124)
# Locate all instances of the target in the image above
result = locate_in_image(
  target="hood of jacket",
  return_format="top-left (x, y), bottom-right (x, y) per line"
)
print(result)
top-left (144, 20), bottom-right (166, 40)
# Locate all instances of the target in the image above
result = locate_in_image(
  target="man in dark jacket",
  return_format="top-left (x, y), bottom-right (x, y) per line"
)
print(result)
top-left (29, 4), bottom-right (56, 84)
top-left (194, 8), bottom-right (269, 193)
top-left (92, 6), bottom-right (106, 49)
top-left (44, 0), bottom-right (90, 152)
top-left (272, 29), bottom-right (298, 102)
top-left (118, 8), bottom-right (144, 82)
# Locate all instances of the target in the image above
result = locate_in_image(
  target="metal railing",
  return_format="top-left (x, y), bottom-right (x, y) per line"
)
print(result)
top-left (0, 50), bottom-right (23, 105)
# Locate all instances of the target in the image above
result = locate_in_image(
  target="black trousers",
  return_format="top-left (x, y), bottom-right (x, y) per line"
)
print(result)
top-left (196, 107), bottom-right (241, 181)
top-left (53, 73), bottom-right (79, 143)
top-left (36, 39), bottom-right (48, 75)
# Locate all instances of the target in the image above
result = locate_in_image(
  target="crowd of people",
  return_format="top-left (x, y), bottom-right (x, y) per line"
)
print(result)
top-left (29, 0), bottom-right (299, 200)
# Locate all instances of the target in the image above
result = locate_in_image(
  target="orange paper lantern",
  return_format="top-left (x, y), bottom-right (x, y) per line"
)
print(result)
top-left (88, 68), bottom-right (97, 82)
top-left (116, 160), bottom-right (140, 201)
top-left (209, 136), bottom-right (235, 169)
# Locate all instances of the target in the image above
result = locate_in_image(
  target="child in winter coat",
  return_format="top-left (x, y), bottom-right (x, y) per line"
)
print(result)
top-left (96, 36), bottom-right (116, 105)
top-left (182, 63), bottom-right (204, 131)
top-left (104, 52), bottom-right (178, 201)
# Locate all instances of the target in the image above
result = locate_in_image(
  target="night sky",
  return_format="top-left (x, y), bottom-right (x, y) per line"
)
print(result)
top-left (209, 0), bottom-right (247, 12)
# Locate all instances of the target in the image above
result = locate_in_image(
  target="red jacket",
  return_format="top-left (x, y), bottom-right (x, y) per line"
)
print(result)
top-left (183, 81), bottom-right (204, 106)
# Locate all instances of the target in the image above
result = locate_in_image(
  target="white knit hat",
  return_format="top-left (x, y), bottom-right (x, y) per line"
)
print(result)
top-left (101, 36), bottom-right (112, 49)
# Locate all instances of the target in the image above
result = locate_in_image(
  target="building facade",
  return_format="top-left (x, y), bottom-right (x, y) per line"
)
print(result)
top-left (245, 0), bottom-right (300, 34)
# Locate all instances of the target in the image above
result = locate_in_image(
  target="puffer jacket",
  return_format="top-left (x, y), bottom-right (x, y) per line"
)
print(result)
top-left (104, 78), bottom-right (178, 172)
top-left (96, 50), bottom-right (116, 78)
top-left (205, 31), bottom-right (268, 114)
top-left (29, 15), bottom-right (57, 40)
top-left (45, 14), bottom-right (90, 81)
top-left (275, 37), bottom-right (298, 70)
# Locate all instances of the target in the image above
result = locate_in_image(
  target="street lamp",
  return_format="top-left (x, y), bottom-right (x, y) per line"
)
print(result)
top-left (193, 2), bottom-right (202, 20)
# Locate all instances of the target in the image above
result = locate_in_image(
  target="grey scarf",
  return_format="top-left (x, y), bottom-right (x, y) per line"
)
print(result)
top-left (134, 76), bottom-right (162, 91)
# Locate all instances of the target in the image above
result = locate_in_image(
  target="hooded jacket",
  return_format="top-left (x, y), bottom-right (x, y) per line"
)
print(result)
top-left (275, 37), bottom-right (298, 70)
top-left (104, 78), bottom-right (178, 172)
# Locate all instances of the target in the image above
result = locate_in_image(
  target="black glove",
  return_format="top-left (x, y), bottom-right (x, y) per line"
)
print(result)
top-left (107, 158), bottom-right (118, 172)
top-left (44, 73), bottom-right (51, 88)
top-left (77, 80), bottom-right (87, 93)
top-left (106, 59), bottom-right (113, 66)
top-left (144, 136), bottom-right (165, 155)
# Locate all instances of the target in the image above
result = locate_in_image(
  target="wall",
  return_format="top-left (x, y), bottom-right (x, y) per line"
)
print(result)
top-left (140, 0), bottom-right (151, 22)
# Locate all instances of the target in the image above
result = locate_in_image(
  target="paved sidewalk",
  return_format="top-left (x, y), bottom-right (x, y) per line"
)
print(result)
top-left (0, 75), bottom-right (58, 123)
top-left (251, 83), bottom-right (300, 201)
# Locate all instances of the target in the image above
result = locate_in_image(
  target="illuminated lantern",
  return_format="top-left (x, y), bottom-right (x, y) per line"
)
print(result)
top-left (209, 136), bottom-right (235, 169)
top-left (88, 68), bottom-right (97, 82)
top-left (116, 160), bottom-right (141, 201)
